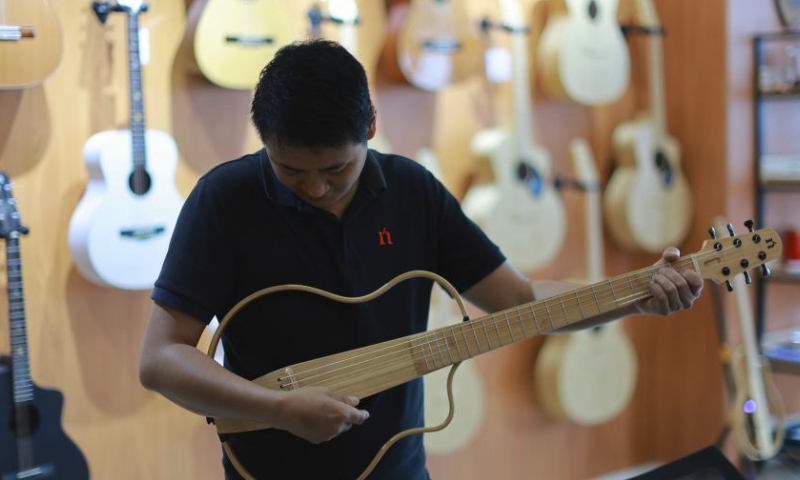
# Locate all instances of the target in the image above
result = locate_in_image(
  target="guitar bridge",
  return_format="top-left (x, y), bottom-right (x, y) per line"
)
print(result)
top-left (224, 35), bottom-right (274, 46)
top-left (119, 226), bottom-right (166, 241)
top-left (0, 26), bottom-right (35, 42)
top-left (2, 464), bottom-right (55, 480)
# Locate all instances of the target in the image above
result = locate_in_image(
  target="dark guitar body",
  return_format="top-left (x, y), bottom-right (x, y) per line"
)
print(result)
top-left (0, 364), bottom-right (90, 480)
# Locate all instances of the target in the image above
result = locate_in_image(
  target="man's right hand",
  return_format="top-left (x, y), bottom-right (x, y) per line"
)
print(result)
top-left (277, 386), bottom-right (370, 444)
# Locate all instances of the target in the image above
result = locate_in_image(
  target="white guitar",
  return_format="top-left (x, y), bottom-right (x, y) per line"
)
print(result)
top-left (604, 0), bottom-right (692, 253)
top-left (535, 139), bottom-right (637, 425)
top-left (461, 0), bottom-right (565, 272)
top-left (69, 0), bottom-right (183, 290)
top-left (537, 0), bottom-right (630, 105)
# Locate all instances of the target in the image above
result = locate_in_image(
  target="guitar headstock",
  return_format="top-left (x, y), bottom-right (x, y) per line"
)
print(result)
top-left (697, 220), bottom-right (781, 290)
top-left (92, 0), bottom-right (147, 24)
top-left (0, 173), bottom-right (28, 239)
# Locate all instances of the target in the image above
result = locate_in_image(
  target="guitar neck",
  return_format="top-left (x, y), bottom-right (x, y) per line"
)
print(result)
top-left (417, 257), bottom-right (697, 373)
top-left (637, 0), bottom-right (667, 136)
top-left (126, 11), bottom-right (147, 172)
top-left (6, 235), bottom-right (33, 405)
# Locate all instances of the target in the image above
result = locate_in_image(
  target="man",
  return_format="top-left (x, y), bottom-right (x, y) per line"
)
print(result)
top-left (139, 40), bottom-right (703, 480)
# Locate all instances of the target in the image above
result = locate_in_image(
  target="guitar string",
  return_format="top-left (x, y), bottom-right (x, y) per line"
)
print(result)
top-left (274, 257), bottom-right (706, 389)
top-left (282, 289), bottom-right (652, 395)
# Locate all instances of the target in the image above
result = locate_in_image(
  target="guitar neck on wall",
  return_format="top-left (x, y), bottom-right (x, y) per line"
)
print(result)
top-left (0, 0), bottom-right (62, 89)
top-left (0, 173), bottom-right (90, 480)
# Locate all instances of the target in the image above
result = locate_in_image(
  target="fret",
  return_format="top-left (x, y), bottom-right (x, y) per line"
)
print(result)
top-left (424, 333), bottom-right (437, 369)
top-left (607, 279), bottom-right (619, 307)
top-left (480, 317), bottom-right (492, 350)
top-left (441, 330), bottom-right (455, 365)
top-left (431, 330), bottom-right (445, 368)
top-left (469, 320), bottom-right (482, 354)
top-left (490, 313), bottom-right (504, 347)
top-left (557, 296), bottom-right (569, 326)
top-left (574, 290), bottom-right (585, 319)
top-left (590, 284), bottom-right (601, 313)
top-left (459, 322), bottom-right (472, 358)
top-left (502, 311), bottom-right (516, 342)
top-left (544, 301), bottom-right (554, 330)
top-left (419, 339), bottom-right (432, 371)
top-left (528, 304), bottom-right (541, 333)
top-left (450, 324), bottom-right (464, 361)
top-left (516, 308), bottom-right (527, 337)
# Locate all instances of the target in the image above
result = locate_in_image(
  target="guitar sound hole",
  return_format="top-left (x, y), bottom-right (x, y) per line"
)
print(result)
top-left (516, 162), bottom-right (544, 197)
top-left (128, 170), bottom-right (152, 196)
top-left (654, 151), bottom-right (674, 187)
top-left (588, 1), bottom-right (599, 20)
top-left (8, 402), bottom-right (41, 438)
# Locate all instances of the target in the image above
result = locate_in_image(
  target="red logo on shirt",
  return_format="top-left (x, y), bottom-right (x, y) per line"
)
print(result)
top-left (378, 227), bottom-right (394, 246)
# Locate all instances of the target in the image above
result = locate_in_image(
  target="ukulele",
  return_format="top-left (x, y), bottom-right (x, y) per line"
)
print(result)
top-left (187, 0), bottom-right (299, 90)
top-left (461, 0), bottom-right (566, 272)
top-left (714, 217), bottom-right (786, 461)
top-left (537, 0), bottom-right (630, 105)
top-left (68, 0), bottom-right (184, 290)
top-left (395, 0), bottom-right (483, 91)
top-left (604, 0), bottom-right (692, 254)
top-left (0, 0), bottom-right (62, 89)
top-left (0, 173), bottom-right (90, 480)
top-left (535, 138), bottom-right (637, 425)
top-left (208, 224), bottom-right (782, 480)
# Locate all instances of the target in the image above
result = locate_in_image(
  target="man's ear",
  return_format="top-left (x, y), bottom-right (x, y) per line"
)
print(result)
top-left (367, 106), bottom-right (377, 140)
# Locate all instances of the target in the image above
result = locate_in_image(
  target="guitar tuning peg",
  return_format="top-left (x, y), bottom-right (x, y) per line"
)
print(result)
top-left (761, 264), bottom-right (771, 277)
top-left (708, 226), bottom-right (717, 239)
top-left (727, 223), bottom-right (735, 237)
top-left (744, 219), bottom-right (755, 232)
top-left (743, 272), bottom-right (752, 285)
top-left (726, 280), bottom-right (734, 292)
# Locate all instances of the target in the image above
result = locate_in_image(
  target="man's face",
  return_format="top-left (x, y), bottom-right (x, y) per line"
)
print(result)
top-left (266, 140), bottom-right (368, 215)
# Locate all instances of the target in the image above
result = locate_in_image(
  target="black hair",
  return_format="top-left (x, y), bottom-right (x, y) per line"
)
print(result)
top-left (251, 39), bottom-right (373, 148)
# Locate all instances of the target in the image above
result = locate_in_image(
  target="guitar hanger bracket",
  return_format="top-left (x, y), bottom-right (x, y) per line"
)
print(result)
top-left (479, 17), bottom-right (530, 35)
top-left (620, 24), bottom-right (666, 36)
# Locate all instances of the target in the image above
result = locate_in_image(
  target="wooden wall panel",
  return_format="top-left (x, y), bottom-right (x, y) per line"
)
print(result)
top-left (2, 0), bottom-right (795, 479)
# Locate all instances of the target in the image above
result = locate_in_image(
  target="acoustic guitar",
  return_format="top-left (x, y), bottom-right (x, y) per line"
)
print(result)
top-left (537, 0), bottom-right (630, 105)
top-left (535, 138), bottom-right (637, 426)
top-left (186, 0), bottom-right (299, 90)
top-left (0, 0), bottom-right (62, 89)
top-left (208, 224), bottom-right (782, 480)
top-left (0, 173), bottom-right (90, 480)
top-left (714, 217), bottom-right (786, 461)
top-left (395, 0), bottom-right (483, 91)
top-left (69, 0), bottom-right (184, 290)
top-left (461, 0), bottom-right (566, 272)
top-left (603, 0), bottom-right (692, 254)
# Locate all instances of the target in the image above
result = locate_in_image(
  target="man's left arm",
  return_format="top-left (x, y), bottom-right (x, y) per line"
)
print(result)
top-left (463, 247), bottom-right (704, 332)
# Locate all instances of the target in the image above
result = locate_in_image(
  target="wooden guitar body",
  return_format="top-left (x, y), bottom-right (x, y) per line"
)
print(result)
top-left (0, 0), bottom-right (62, 89)
top-left (538, 0), bottom-right (630, 105)
top-left (396, 0), bottom-right (483, 91)
top-left (463, 128), bottom-right (565, 272)
top-left (68, 130), bottom-right (183, 290)
top-left (188, 0), bottom-right (298, 90)
top-left (605, 117), bottom-right (692, 253)
top-left (0, 369), bottom-right (90, 480)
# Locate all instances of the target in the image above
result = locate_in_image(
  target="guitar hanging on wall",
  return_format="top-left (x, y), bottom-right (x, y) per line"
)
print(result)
top-left (69, 0), bottom-right (184, 290)
top-left (535, 139), bottom-right (638, 425)
top-left (209, 221), bottom-right (781, 480)
top-left (604, 0), bottom-right (692, 254)
top-left (0, 173), bottom-right (90, 480)
top-left (461, 0), bottom-right (566, 272)
top-left (537, 0), bottom-right (630, 106)
top-left (0, 0), bottom-right (62, 89)
top-left (186, 0), bottom-right (299, 90)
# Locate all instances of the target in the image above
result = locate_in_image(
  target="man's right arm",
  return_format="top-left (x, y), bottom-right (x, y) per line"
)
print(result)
top-left (138, 301), bottom-right (369, 443)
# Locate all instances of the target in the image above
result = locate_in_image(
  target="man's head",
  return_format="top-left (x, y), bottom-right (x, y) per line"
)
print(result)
top-left (251, 40), bottom-right (377, 215)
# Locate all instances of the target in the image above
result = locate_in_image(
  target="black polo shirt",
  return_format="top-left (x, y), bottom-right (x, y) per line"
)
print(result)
top-left (152, 149), bottom-right (505, 480)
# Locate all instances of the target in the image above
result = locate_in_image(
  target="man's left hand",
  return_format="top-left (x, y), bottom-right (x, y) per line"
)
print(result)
top-left (636, 247), bottom-right (704, 316)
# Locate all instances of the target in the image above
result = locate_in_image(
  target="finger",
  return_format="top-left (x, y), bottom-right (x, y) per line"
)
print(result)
top-left (348, 408), bottom-right (370, 425)
top-left (657, 247), bottom-right (681, 266)
top-left (331, 392), bottom-right (360, 407)
top-left (681, 270), bottom-right (704, 296)
top-left (648, 279), bottom-right (670, 315)
top-left (653, 274), bottom-right (681, 312)
top-left (661, 268), bottom-right (694, 309)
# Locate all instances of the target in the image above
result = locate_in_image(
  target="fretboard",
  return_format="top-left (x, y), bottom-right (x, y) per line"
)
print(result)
top-left (414, 256), bottom-right (697, 373)
top-left (126, 12), bottom-right (147, 173)
top-left (6, 235), bottom-right (33, 405)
